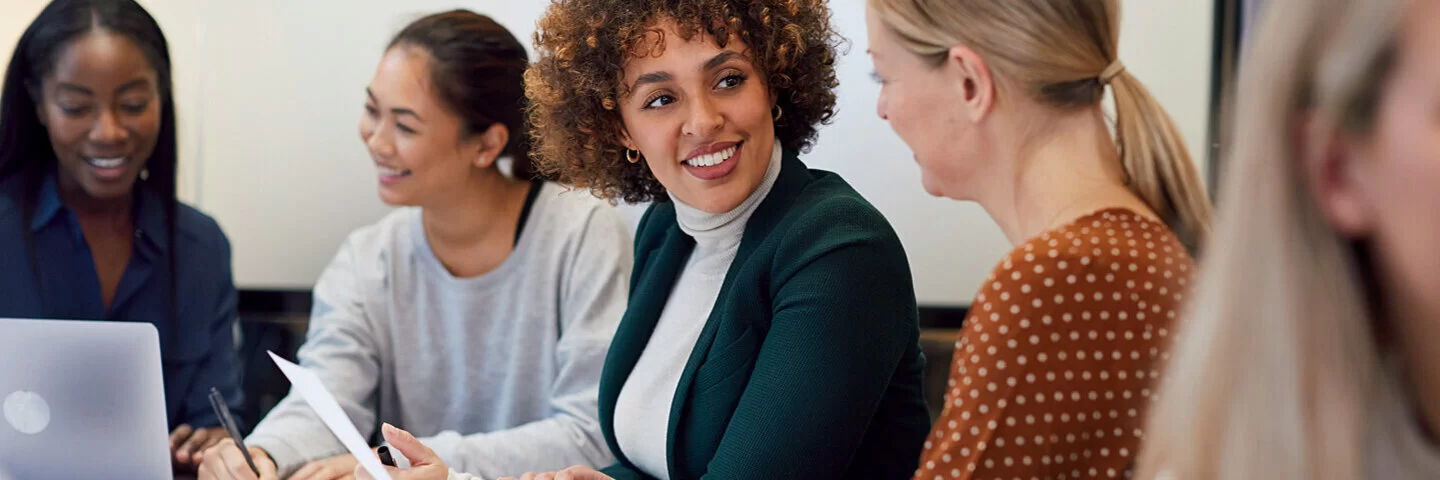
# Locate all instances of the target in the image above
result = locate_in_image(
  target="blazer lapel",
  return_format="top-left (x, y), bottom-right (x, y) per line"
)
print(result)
top-left (663, 149), bottom-right (811, 478)
top-left (599, 213), bottom-right (695, 467)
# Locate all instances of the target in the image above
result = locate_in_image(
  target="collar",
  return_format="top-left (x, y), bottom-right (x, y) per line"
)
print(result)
top-left (31, 170), bottom-right (170, 252)
top-left (669, 141), bottom-right (784, 245)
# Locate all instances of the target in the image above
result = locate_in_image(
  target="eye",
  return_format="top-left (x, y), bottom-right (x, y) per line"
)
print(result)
top-left (716, 73), bottom-right (746, 90)
top-left (120, 102), bottom-right (149, 115)
top-left (870, 71), bottom-right (886, 85)
top-left (396, 122), bottom-right (417, 134)
top-left (364, 104), bottom-right (379, 116)
top-left (60, 105), bottom-right (92, 117)
top-left (643, 93), bottom-right (675, 110)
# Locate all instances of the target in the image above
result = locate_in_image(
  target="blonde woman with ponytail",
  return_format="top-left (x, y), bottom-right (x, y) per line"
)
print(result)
top-left (864, 0), bottom-right (1211, 478)
top-left (1137, 0), bottom-right (1440, 478)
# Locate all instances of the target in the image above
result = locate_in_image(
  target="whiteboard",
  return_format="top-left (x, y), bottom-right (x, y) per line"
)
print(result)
top-left (1, 0), bottom-right (1213, 306)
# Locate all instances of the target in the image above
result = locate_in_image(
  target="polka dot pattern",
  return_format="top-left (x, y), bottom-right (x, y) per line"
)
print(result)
top-left (914, 209), bottom-right (1195, 480)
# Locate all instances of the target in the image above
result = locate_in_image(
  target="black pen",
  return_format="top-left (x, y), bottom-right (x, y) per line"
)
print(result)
top-left (377, 445), bottom-right (397, 467)
top-left (208, 387), bottom-right (260, 476)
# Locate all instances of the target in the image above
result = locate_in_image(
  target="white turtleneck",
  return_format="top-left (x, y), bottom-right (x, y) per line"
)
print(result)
top-left (611, 142), bottom-right (784, 479)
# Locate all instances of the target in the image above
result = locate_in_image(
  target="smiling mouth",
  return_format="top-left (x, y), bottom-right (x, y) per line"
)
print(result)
top-left (377, 164), bottom-right (412, 177)
top-left (84, 157), bottom-right (128, 169)
top-left (683, 142), bottom-right (740, 167)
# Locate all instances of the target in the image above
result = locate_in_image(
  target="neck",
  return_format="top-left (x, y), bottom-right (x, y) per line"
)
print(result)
top-left (975, 107), bottom-right (1152, 245)
top-left (1388, 288), bottom-right (1440, 444)
top-left (56, 174), bottom-right (133, 227)
top-left (421, 169), bottom-right (531, 254)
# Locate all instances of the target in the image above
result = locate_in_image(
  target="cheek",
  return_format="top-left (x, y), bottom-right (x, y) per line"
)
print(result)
top-left (41, 110), bottom-right (87, 155)
top-left (358, 116), bottom-right (375, 143)
top-left (883, 88), bottom-right (928, 142)
top-left (1368, 114), bottom-right (1440, 303)
top-left (623, 117), bottom-right (682, 185)
top-left (130, 109), bottom-right (163, 150)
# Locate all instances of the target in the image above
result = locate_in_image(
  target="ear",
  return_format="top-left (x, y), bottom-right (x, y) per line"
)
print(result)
top-left (616, 121), bottom-right (639, 152)
top-left (945, 45), bottom-right (996, 123)
top-left (472, 123), bottom-right (509, 168)
top-left (1297, 112), bottom-right (1377, 237)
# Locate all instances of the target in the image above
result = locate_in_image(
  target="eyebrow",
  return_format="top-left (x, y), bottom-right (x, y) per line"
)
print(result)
top-left (366, 88), bottom-right (426, 122)
top-left (633, 71), bottom-right (673, 89)
top-left (54, 78), bottom-right (151, 96)
top-left (629, 51), bottom-right (750, 92)
top-left (703, 51), bottom-right (747, 72)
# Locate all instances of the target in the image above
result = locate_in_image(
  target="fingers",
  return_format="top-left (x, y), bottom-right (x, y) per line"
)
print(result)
top-left (292, 457), bottom-right (352, 480)
top-left (170, 424), bottom-right (195, 450)
top-left (177, 426), bottom-right (219, 463)
top-left (253, 448), bottom-right (279, 480)
top-left (200, 440), bottom-right (260, 480)
top-left (379, 423), bottom-right (439, 466)
top-left (557, 466), bottom-right (609, 480)
top-left (352, 463), bottom-right (403, 480)
top-left (197, 439), bottom-right (275, 480)
top-left (190, 428), bottom-right (228, 463)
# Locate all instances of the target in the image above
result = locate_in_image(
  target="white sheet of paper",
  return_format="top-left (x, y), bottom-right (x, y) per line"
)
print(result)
top-left (268, 351), bottom-right (393, 480)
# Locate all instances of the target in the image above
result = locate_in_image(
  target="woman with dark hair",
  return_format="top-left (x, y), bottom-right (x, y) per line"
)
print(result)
top-left (0, 0), bottom-right (241, 473)
top-left (199, 10), bottom-right (629, 480)
top-left (362, 1), bottom-right (931, 479)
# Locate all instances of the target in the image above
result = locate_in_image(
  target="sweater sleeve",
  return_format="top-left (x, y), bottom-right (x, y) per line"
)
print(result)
top-left (699, 222), bottom-right (920, 479)
top-left (418, 208), bottom-right (629, 477)
top-left (246, 236), bottom-right (384, 478)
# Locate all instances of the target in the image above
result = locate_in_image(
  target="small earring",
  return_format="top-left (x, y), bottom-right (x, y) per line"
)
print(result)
top-left (773, 105), bottom-right (783, 122)
top-left (625, 149), bottom-right (640, 164)
top-left (139, 168), bottom-right (150, 181)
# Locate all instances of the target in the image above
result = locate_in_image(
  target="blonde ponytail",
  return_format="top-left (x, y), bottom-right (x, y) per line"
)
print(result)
top-left (1108, 70), bottom-right (1212, 249)
top-left (868, 0), bottom-right (1212, 248)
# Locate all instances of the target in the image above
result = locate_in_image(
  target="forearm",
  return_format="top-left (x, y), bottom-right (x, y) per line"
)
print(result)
top-left (419, 415), bottom-right (612, 477)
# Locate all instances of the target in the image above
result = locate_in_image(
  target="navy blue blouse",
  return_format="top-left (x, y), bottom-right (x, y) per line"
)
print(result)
top-left (0, 173), bottom-right (242, 429)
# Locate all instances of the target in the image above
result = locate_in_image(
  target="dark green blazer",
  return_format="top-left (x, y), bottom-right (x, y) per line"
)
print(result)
top-left (598, 151), bottom-right (930, 480)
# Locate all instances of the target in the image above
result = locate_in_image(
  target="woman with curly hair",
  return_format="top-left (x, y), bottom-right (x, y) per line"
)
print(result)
top-left (359, 1), bottom-right (932, 479)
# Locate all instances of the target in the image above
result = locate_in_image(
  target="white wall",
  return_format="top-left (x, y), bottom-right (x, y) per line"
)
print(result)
top-left (2, 0), bottom-right (1213, 306)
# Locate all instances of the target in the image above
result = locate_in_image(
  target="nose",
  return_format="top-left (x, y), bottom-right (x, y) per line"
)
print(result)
top-left (875, 92), bottom-right (889, 121)
top-left (88, 108), bottom-right (127, 145)
top-left (363, 121), bottom-right (396, 158)
top-left (682, 94), bottom-right (723, 137)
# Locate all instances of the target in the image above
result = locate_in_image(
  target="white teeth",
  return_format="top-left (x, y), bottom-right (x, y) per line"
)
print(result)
top-left (377, 165), bottom-right (410, 177)
top-left (88, 157), bottom-right (125, 168)
top-left (684, 145), bottom-right (737, 167)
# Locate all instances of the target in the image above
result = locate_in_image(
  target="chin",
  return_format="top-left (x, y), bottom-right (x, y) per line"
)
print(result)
top-left (377, 188), bottom-right (416, 207)
top-left (919, 171), bottom-right (949, 198)
top-left (80, 182), bottom-right (137, 201)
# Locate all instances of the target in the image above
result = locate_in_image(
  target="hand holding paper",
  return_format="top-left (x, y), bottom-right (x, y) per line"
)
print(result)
top-left (354, 423), bottom-right (456, 480)
top-left (267, 351), bottom-right (393, 480)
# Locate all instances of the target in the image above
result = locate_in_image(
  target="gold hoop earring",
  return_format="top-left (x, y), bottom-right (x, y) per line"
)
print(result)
top-left (773, 105), bottom-right (783, 122)
top-left (625, 149), bottom-right (640, 164)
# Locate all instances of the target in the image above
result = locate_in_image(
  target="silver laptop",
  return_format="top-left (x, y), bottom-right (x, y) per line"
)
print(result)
top-left (0, 318), bottom-right (172, 480)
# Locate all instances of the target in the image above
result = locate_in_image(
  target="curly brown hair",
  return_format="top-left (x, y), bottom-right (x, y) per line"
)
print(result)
top-left (524, 0), bottom-right (843, 203)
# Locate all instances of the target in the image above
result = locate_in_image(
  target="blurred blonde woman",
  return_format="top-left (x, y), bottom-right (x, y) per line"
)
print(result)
top-left (864, 0), bottom-right (1212, 478)
top-left (1137, 0), bottom-right (1440, 478)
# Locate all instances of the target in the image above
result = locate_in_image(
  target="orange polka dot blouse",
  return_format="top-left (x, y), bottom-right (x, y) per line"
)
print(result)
top-left (915, 209), bottom-right (1195, 480)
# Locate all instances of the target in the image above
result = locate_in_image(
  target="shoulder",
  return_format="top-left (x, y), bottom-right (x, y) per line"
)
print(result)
top-left (773, 167), bottom-right (906, 264)
top-left (532, 182), bottom-right (627, 239)
top-left (174, 202), bottom-right (231, 255)
top-left (338, 207), bottom-right (420, 260)
top-left (976, 209), bottom-right (1194, 320)
top-left (634, 200), bottom-right (676, 250)
top-left (0, 175), bottom-right (31, 228)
